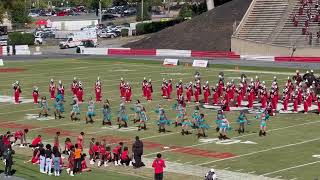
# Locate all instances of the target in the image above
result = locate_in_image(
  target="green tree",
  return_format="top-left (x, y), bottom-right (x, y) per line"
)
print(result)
top-left (0, 5), bottom-right (5, 23)
top-left (10, 0), bottom-right (31, 24)
top-left (136, 0), bottom-right (152, 21)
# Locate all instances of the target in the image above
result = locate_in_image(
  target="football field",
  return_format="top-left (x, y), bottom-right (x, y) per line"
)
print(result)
top-left (0, 57), bottom-right (319, 180)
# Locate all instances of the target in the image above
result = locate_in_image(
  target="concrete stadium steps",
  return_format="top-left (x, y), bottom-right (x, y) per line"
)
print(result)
top-left (271, 0), bottom-right (320, 47)
top-left (235, 0), bottom-right (288, 42)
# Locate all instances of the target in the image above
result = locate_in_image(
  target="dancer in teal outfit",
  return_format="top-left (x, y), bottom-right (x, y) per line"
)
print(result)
top-left (86, 97), bottom-right (96, 124)
top-left (102, 100), bottom-right (112, 125)
top-left (118, 101), bottom-right (128, 128)
top-left (216, 110), bottom-right (225, 132)
top-left (175, 103), bottom-right (186, 127)
top-left (155, 104), bottom-right (171, 133)
top-left (39, 96), bottom-right (49, 117)
top-left (218, 110), bottom-right (231, 140)
top-left (132, 100), bottom-right (143, 124)
top-left (259, 111), bottom-right (270, 136)
top-left (138, 107), bottom-right (148, 131)
top-left (191, 106), bottom-right (201, 129)
top-left (237, 111), bottom-right (248, 134)
top-left (54, 93), bottom-right (65, 119)
top-left (196, 114), bottom-right (210, 138)
top-left (70, 95), bottom-right (80, 121)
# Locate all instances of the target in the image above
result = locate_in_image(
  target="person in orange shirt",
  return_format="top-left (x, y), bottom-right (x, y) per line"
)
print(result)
top-left (73, 144), bottom-right (82, 175)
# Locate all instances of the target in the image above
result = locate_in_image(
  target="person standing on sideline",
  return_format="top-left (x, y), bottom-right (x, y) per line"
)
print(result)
top-left (132, 136), bottom-right (144, 168)
top-left (204, 169), bottom-right (217, 180)
top-left (39, 144), bottom-right (46, 174)
top-left (53, 146), bottom-right (61, 176)
top-left (44, 144), bottom-right (53, 175)
top-left (152, 153), bottom-right (166, 180)
top-left (3, 145), bottom-right (15, 177)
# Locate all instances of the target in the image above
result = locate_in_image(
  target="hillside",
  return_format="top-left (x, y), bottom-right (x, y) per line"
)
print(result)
top-left (124, 0), bottom-right (252, 51)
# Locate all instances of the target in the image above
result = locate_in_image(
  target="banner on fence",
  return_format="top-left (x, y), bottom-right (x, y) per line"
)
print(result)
top-left (192, 60), bottom-right (208, 67)
top-left (163, 58), bottom-right (179, 66)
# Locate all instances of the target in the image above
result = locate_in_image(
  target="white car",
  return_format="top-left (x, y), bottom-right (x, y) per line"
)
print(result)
top-left (28, 13), bottom-right (39, 17)
top-left (98, 30), bottom-right (117, 38)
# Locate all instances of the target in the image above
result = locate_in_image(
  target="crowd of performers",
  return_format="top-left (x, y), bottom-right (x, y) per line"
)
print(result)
top-left (10, 70), bottom-right (320, 139)
top-left (0, 130), bottom-right (143, 176)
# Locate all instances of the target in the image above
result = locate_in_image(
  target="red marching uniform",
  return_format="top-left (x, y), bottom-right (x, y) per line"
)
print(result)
top-left (32, 88), bottom-right (39, 104)
top-left (77, 86), bottom-right (84, 102)
top-left (203, 83), bottom-right (211, 104)
top-left (222, 93), bottom-right (230, 111)
top-left (76, 135), bottom-right (84, 150)
top-left (293, 94), bottom-right (299, 112)
top-left (125, 84), bottom-right (132, 102)
top-left (95, 81), bottom-right (102, 102)
top-left (167, 80), bottom-right (173, 99)
top-left (49, 81), bottom-right (56, 99)
top-left (186, 83), bottom-right (193, 103)
top-left (283, 91), bottom-right (290, 111)
top-left (119, 80), bottom-right (126, 98)
top-left (194, 81), bottom-right (201, 103)
top-left (317, 97), bottom-right (320, 115)
top-left (236, 87), bottom-right (242, 107)
top-left (146, 81), bottom-right (153, 101)
top-left (71, 80), bottom-right (78, 96)
top-left (161, 81), bottom-right (168, 98)
top-left (247, 88), bottom-right (254, 108)
top-left (13, 83), bottom-right (21, 104)
top-left (303, 96), bottom-right (309, 113)
top-left (142, 79), bottom-right (147, 98)
top-left (217, 80), bottom-right (224, 97)
top-left (261, 91), bottom-right (267, 109)
top-left (176, 82), bottom-right (183, 98)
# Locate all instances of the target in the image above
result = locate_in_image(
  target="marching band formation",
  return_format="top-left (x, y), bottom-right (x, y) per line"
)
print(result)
top-left (10, 70), bottom-right (320, 139)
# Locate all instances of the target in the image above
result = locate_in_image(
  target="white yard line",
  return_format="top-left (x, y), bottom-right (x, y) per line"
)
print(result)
top-left (143, 120), bottom-right (320, 157)
top-left (196, 138), bottom-right (320, 166)
top-left (261, 161), bottom-right (320, 176)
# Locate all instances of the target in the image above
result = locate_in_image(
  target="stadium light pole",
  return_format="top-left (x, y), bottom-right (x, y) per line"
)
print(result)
top-left (141, 0), bottom-right (144, 21)
top-left (99, 0), bottom-right (102, 24)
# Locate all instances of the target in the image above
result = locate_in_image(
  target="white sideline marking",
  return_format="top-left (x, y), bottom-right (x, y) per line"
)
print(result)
top-left (224, 167), bottom-right (230, 170)
top-left (261, 161), bottom-right (320, 176)
top-left (312, 154), bottom-right (320, 158)
top-left (196, 137), bottom-right (320, 166)
top-left (248, 171), bottom-right (256, 174)
top-left (143, 120), bottom-right (320, 157)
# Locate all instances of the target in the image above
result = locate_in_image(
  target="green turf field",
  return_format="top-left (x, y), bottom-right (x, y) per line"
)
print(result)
top-left (0, 58), bottom-right (319, 180)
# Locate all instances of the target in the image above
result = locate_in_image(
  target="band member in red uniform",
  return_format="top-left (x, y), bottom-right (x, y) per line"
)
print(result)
top-left (303, 95), bottom-right (309, 114)
top-left (222, 92), bottom-right (230, 111)
top-left (176, 80), bottom-right (183, 98)
top-left (142, 77), bottom-right (147, 99)
top-left (293, 70), bottom-right (302, 86)
top-left (247, 86), bottom-right (254, 109)
top-left (161, 79), bottom-right (167, 98)
top-left (297, 85), bottom-right (303, 105)
top-left (49, 79), bottom-right (56, 99)
top-left (125, 82), bottom-right (132, 102)
top-left (71, 77), bottom-right (78, 96)
top-left (293, 92), bottom-right (299, 113)
top-left (186, 82), bottom-right (193, 103)
top-left (57, 80), bottom-right (65, 97)
top-left (146, 79), bottom-right (153, 101)
top-left (77, 81), bottom-right (84, 103)
top-left (212, 86), bottom-right (219, 105)
top-left (13, 81), bottom-right (22, 104)
top-left (260, 89), bottom-right (267, 109)
top-left (167, 79), bottom-right (173, 100)
top-left (282, 88), bottom-right (289, 111)
top-left (217, 77), bottom-right (224, 97)
top-left (203, 81), bottom-right (211, 105)
top-left (307, 89), bottom-right (313, 107)
top-left (254, 76), bottom-right (260, 96)
top-left (230, 80), bottom-right (236, 100)
top-left (270, 90), bottom-right (277, 113)
top-left (193, 80), bottom-right (201, 103)
top-left (95, 77), bottom-right (102, 102)
top-left (32, 86), bottom-right (39, 104)
top-left (120, 78), bottom-right (126, 98)
top-left (13, 129), bottom-right (29, 147)
top-left (236, 85), bottom-right (242, 107)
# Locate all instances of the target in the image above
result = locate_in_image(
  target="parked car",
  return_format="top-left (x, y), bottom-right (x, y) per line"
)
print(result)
top-left (98, 30), bottom-right (118, 38)
top-left (0, 36), bottom-right (8, 46)
top-left (28, 12), bottom-right (39, 17)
